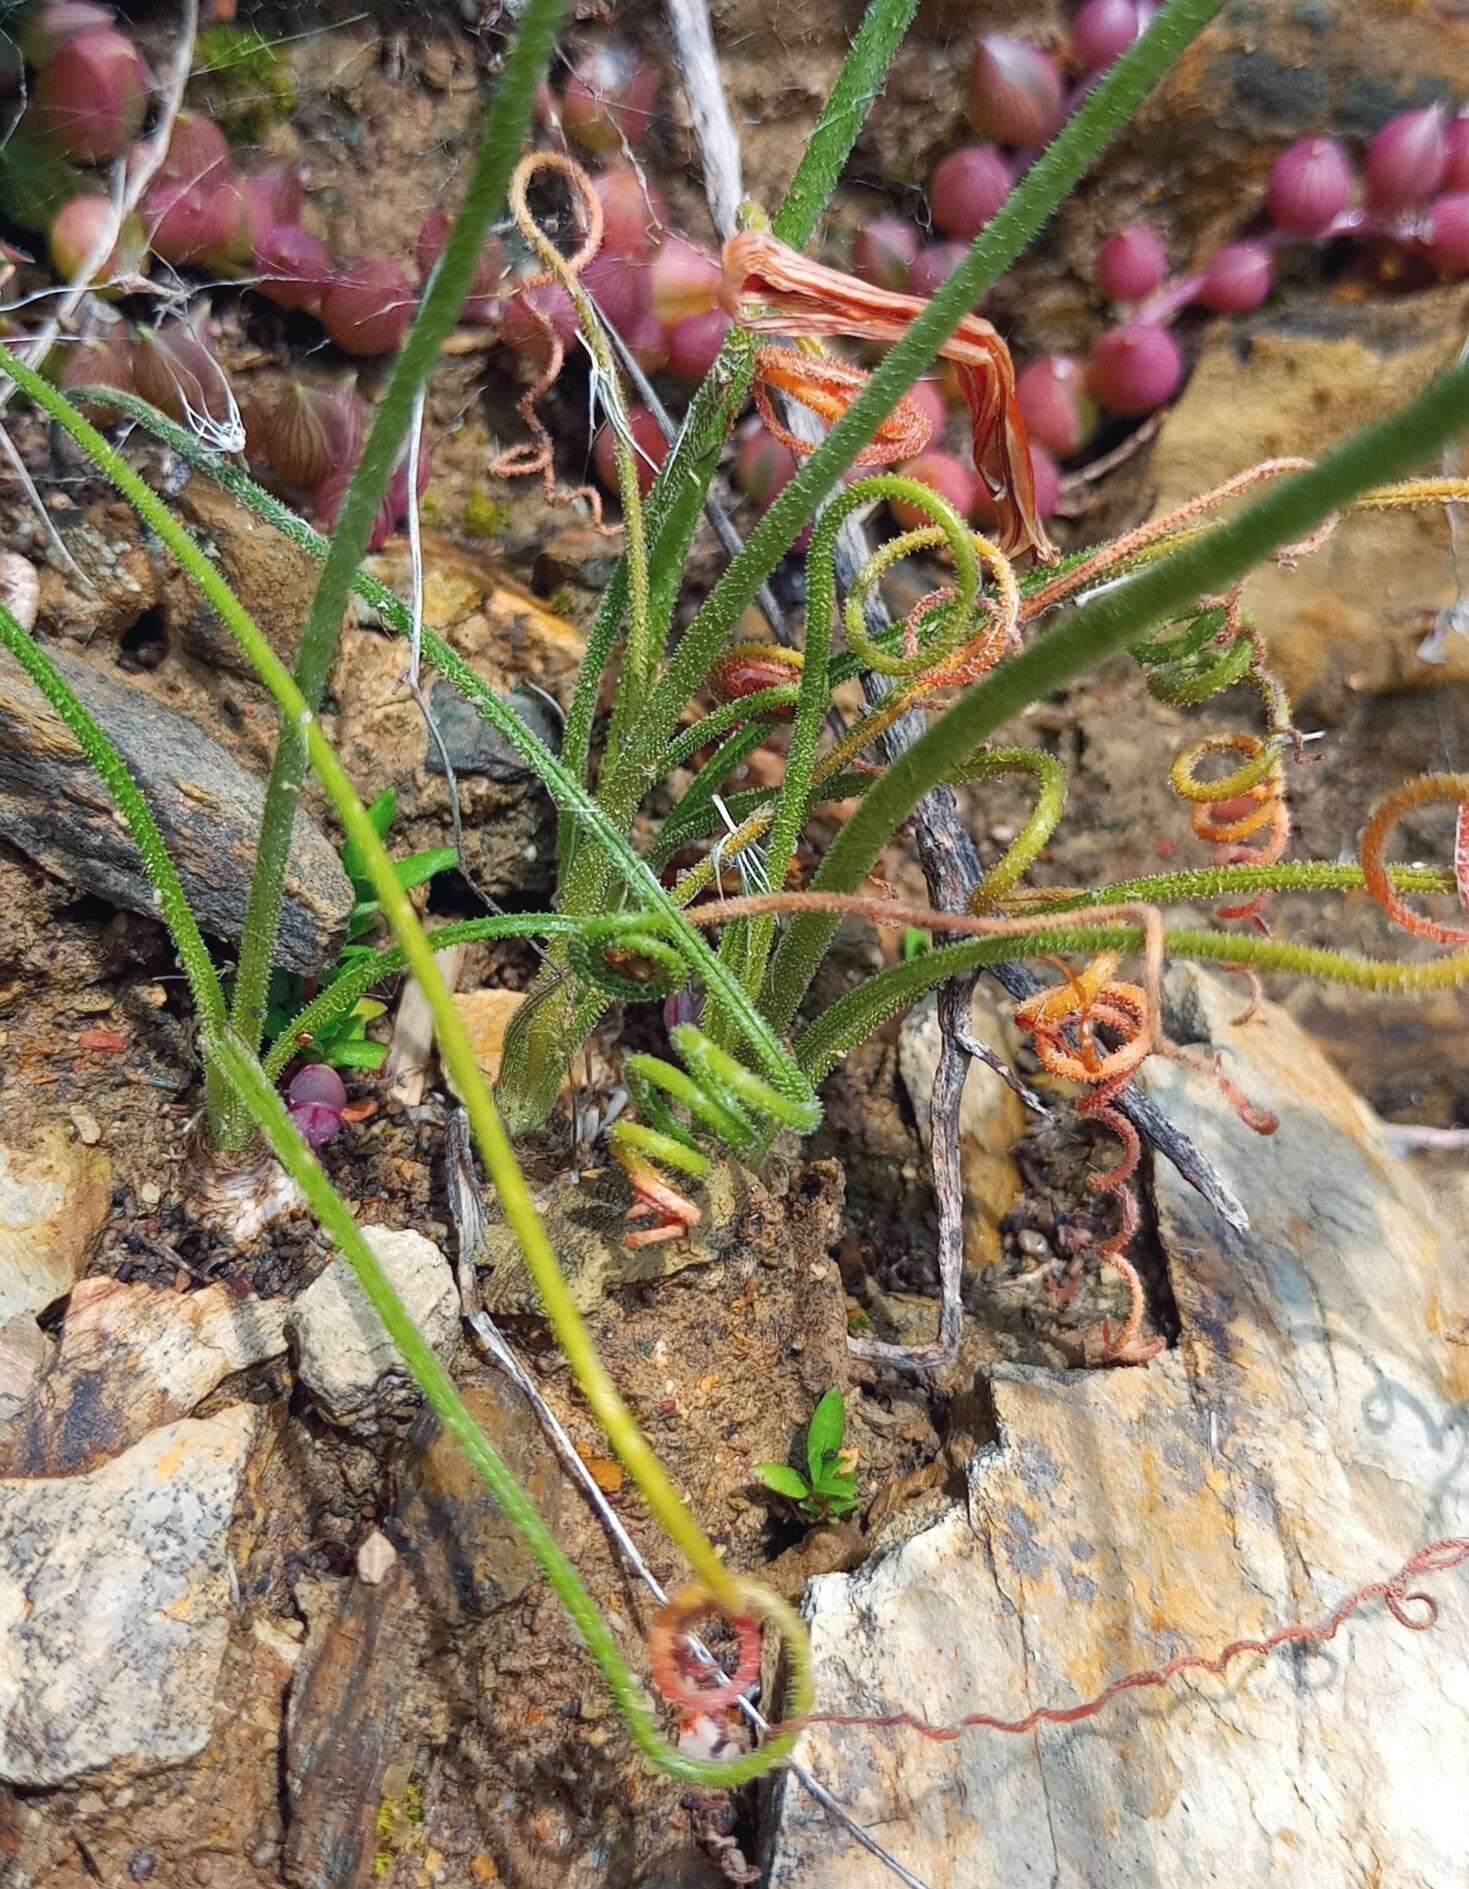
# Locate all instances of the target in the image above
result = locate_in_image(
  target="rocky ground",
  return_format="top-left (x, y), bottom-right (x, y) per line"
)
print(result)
top-left (1, 3), bottom-right (1468, 1887)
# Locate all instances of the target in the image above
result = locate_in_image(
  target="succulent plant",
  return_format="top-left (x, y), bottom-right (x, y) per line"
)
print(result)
top-left (286, 1063), bottom-right (348, 1150)
top-left (929, 145), bottom-right (1012, 240)
top-left (34, 25), bottom-right (149, 161)
top-left (319, 258), bottom-right (416, 356)
top-left (1088, 321), bottom-right (1183, 416)
top-left (966, 34), bottom-right (1063, 148)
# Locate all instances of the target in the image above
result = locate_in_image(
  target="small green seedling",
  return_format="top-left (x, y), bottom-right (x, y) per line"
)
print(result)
top-left (259, 787), bottom-right (457, 1072)
top-left (900, 926), bottom-right (931, 962)
top-left (754, 1389), bottom-right (861, 1523)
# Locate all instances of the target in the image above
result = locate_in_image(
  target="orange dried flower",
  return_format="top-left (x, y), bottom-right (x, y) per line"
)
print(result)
top-left (719, 229), bottom-right (1054, 560)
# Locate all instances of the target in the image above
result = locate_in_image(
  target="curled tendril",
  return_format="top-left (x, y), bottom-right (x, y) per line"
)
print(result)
top-left (752, 344), bottom-right (932, 468)
top-left (840, 520), bottom-right (1020, 688)
top-left (648, 1585), bottom-right (765, 1721)
top-left (491, 149), bottom-right (614, 528)
top-left (1014, 952), bottom-right (1161, 1363)
top-left (1361, 772), bottom-right (1469, 946)
top-left (610, 1024), bottom-right (820, 1245)
top-left (561, 912), bottom-right (821, 1244)
top-left (648, 1576), bottom-right (811, 1748)
top-left (951, 746), bottom-right (1068, 916)
top-left (1133, 590), bottom-right (1294, 925)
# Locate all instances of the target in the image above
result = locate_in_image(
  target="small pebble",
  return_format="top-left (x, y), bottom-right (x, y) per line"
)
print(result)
top-left (1017, 1228), bottom-right (1051, 1259)
top-left (139, 1181), bottom-right (161, 1206)
top-left (68, 1108), bottom-right (102, 1146)
top-left (0, 552), bottom-right (39, 631)
top-left (127, 1853), bottom-right (158, 1883)
top-left (356, 1527), bottom-right (397, 1585)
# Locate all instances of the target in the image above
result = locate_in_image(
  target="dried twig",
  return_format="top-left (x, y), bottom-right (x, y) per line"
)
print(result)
top-left (666, 0), bottom-right (745, 242)
top-left (0, 423), bottom-right (93, 593)
top-left (443, 1112), bottom-right (932, 1889)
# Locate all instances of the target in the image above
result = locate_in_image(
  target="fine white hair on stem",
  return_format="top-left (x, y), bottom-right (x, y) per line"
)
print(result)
top-left (711, 793), bottom-right (771, 899)
top-left (405, 384), bottom-right (427, 688)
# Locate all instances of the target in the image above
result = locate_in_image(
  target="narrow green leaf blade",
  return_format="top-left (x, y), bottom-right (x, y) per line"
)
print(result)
top-left (394, 846), bottom-right (459, 892)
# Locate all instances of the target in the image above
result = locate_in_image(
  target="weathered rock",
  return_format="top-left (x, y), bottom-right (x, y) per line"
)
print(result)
top-left (173, 474), bottom-right (320, 674)
top-left (0, 1405), bottom-right (257, 1786)
top-left (473, 1161), bottom-right (751, 1315)
top-left (899, 987), bottom-right (1026, 1266)
top-left (448, 986), bottom-right (527, 1096)
top-left (765, 969), bottom-right (1469, 1887)
top-left (424, 679), bottom-right (561, 780)
top-left (28, 503), bottom-right (161, 649)
top-left (0, 1317), bottom-right (50, 1450)
top-left (0, 641), bottom-right (352, 972)
top-left (1149, 285), bottom-right (1469, 706)
top-left (330, 542), bottom-right (584, 903)
top-left (0, 1122), bottom-right (111, 1323)
top-left (282, 1562), bottom-right (421, 1889)
top-left (1, 1275), bottom-right (288, 1476)
top-left (394, 1377), bottom-right (565, 1624)
top-left (286, 1226), bottom-right (457, 1423)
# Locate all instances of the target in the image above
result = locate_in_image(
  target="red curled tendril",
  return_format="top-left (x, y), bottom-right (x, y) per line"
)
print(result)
top-left (772, 1536), bottom-right (1469, 1744)
top-left (1362, 772), bottom-right (1469, 946)
top-left (1014, 957), bottom-right (1162, 1365)
top-left (490, 150), bottom-right (615, 531)
top-left (649, 1584), bottom-right (763, 1723)
top-left (751, 345), bottom-right (932, 469)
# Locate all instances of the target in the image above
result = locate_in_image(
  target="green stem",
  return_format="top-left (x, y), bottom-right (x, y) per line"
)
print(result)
top-left (661, 688), bottom-right (800, 777)
top-left (0, 350), bottom-right (760, 1619)
top-left (512, 161), bottom-right (654, 751)
top-left (745, 477), bottom-right (974, 1002)
top-left (507, 0), bottom-right (927, 1121)
top-left (556, 0), bottom-right (921, 858)
top-left (227, 0), bottom-right (567, 1093)
top-left (1014, 861), bottom-right (1456, 911)
top-left (52, 387), bottom-right (810, 1121)
top-left (764, 343), bottom-right (1469, 1031)
top-left (210, 1028), bottom-right (812, 1786)
top-left (795, 925), bottom-right (1469, 1083)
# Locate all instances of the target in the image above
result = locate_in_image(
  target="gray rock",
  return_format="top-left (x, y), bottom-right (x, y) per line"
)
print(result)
top-left (394, 1376), bottom-right (565, 1623)
top-left (0, 643), bottom-right (352, 972)
top-left (0, 1123), bottom-right (111, 1323)
top-left (0, 1405), bottom-right (257, 1785)
top-left (0, 1317), bottom-right (50, 1450)
top-left (2, 1276), bottom-right (288, 1476)
top-left (423, 679), bottom-right (561, 781)
top-left (765, 969), bottom-right (1469, 1888)
top-left (287, 1226), bottom-right (457, 1422)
